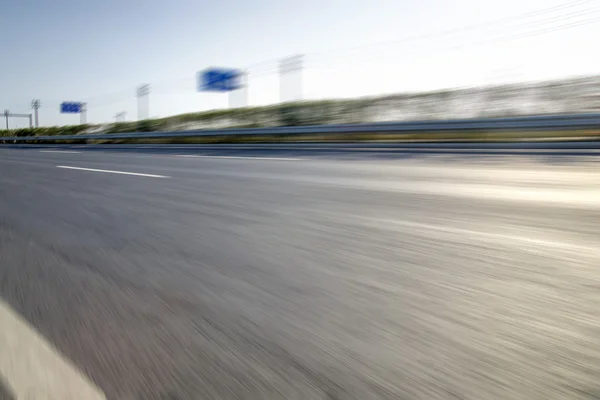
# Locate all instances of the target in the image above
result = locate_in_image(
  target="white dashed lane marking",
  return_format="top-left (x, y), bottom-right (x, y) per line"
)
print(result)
top-left (176, 155), bottom-right (303, 161)
top-left (40, 151), bottom-right (81, 154)
top-left (56, 166), bottom-right (170, 178)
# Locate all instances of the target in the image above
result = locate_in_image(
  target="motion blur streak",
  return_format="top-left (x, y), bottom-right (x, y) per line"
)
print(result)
top-left (0, 147), bottom-right (599, 399)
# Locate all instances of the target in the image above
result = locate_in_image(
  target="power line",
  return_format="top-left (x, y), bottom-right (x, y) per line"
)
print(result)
top-left (476, 14), bottom-right (600, 44)
top-left (85, 89), bottom-right (136, 107)
top-left (151, 0), bottom-right (595, 95)
top-left (38, 0), bottom-right (596, 114)
top-left (420, 12), bottom-right (599, 54)
top-left (160, 8), bottom-right (594, 90)
top-left (307, 0), bottom-right (591, 63)
top-left (307, 7), bottom-right (598, 68)
top-left (135, 7), bottom-right (598, 98)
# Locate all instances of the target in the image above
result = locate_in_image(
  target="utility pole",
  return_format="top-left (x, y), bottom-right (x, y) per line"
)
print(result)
top-left (136, 84), bottom-right (150, 121)
top-left (31, 99), bottom-right (41, 127)
top-left (279, 55), bottom-right (304, 103)
top-left (3, 110), bottom-right (8, 130)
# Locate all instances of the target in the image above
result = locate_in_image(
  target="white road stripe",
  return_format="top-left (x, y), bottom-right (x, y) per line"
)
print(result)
top-left (366, 218), bottom-right (599, 254)
top-left (0, 299), bottom-right (106, 399)
top-left (176, 155), bottom-right (303, 161)
top-left (56, 166), bottom-right (170, 178)
top-left (40, 150), bottom-right (81, 154)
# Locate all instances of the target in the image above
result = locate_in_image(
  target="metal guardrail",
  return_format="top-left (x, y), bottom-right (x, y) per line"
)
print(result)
top-left (3, 113), bottom-right (600, 142)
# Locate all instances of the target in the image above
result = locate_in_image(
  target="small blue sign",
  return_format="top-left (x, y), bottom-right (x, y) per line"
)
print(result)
top-left (198, 68), bottom-right (243, 92)
top-left (60, 102), bottom-right (83, 114)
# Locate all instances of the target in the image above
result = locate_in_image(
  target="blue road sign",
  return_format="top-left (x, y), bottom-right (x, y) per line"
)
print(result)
top-left (198, 68), bottom-right (243, 92)
top-left (60, 102), bottom-right (83, 114)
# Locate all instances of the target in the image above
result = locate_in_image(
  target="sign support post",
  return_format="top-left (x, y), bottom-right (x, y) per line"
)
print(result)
top-left (80, 103), bottom-right (88, 125)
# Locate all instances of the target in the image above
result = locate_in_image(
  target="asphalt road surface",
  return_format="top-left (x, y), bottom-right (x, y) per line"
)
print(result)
top-left (1, 146), bottom-right (600, 399)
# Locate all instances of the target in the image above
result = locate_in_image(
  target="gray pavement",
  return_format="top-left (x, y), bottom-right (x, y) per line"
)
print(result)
top-left (0, 379), bottom-right (14, 400)
top-left (0, 147), bottom-right (600, 399)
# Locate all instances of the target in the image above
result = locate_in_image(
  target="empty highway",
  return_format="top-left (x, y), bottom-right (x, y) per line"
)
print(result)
top-left (0, 146), bottom-right (600, 399)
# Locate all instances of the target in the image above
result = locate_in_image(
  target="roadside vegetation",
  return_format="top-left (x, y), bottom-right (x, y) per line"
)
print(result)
top-left (0, 95), bottom-right (599, 144)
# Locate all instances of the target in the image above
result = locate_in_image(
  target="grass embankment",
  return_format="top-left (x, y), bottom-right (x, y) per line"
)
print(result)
top-left (0, 100), bottom-right (598, 144)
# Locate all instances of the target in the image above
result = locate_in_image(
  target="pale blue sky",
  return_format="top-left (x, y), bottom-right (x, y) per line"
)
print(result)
top-left (0, 0), bottom-right (598, 127)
